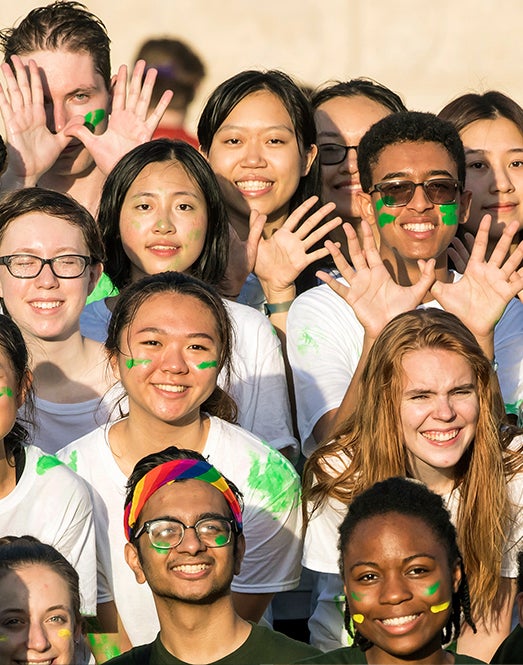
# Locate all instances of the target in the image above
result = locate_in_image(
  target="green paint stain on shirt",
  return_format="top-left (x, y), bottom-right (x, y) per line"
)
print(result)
top-left (67, 450), bottom-right (78, 473)
top-left (440, 203), bottom-right (458, 225)
top-left (0, 386), bottom-right (13, 397)
top-left (36, 454), bottom-right (63, 475)
top-left (425, 580), bottom-right (441, 596)
top-left (297, 327), bottom-right (319, 355)
top-left (126, 358), bottom-right (152, 369)
top-left (247, 448), bottom-right (299, 515)
top-left (196, 360), bottom-right (218, 370)
top-left (376, 199), bottom-right (395, 228)
top-left (214, 534), bottom-right (228, 546)
top-left (87, 633), bottom-right (121, 659)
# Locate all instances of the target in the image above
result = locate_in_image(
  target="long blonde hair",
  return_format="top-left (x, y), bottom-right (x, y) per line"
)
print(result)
top-left (304, 308), bottom-right (522, 617)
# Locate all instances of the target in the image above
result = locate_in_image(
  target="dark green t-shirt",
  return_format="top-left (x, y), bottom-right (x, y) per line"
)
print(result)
top-left (296, 645), bottom-right (487, 663)
top-left (106, 624), bottom-right (321, 664)
top-left (490, 624), bottom-right (523, 664)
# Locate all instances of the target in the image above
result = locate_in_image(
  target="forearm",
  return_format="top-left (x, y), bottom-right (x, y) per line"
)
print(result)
top-left (231, 591), bottom-right (274, 623)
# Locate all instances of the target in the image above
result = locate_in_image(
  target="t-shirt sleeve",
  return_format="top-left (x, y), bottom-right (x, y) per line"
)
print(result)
top-left (232, 447), bottom-right (303, 593)
top-left (287, 285), bottom-right (363, 457)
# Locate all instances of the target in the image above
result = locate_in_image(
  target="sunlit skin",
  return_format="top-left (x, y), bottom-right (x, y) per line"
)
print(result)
top-left (119, 161), bottom-right (208, 282)
top-left (461, 117), bottom-right (523, 249)
top-left (206, 90), bottom-right (316, 238)
top-left (18, 50), bottom-right (110, 181)
top-left (315, 95), bottom-right (391, 223)
top-left (343, 513), bottom-right (460, 665)
top-left (110, 292), bottom-right (220, 430)
top-left (0, 565), bottom-right (78, 665)
top-left (358, 141), bottom-right (471, 283)
top-left (0, 214), bottom-right (101, 343)
top-left (400, 348), bottom-right (479, 494)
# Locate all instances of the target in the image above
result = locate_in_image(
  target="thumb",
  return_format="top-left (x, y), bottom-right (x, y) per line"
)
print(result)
top-left (247, 209), bottom-right (267, 246)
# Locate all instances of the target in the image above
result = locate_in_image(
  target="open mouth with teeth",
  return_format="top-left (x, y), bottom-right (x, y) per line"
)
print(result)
top-left (172, 563), bottom-right (210, 573)
top-left (380, 613), bottom-right (420, 627)
top-left (402, 222), bottom-right (435, 232)
top-left (421, 429), bottom-right (460, 444)
top-left (235, 180), bottom-right (274, 193)
top-left (154, 384), bottom-right (188, 393)
top-left (30, 301), bottom-right (62, 310)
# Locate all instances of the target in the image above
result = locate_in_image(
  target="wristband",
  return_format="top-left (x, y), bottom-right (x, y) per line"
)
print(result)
top-left (264, 300), bottom-right (294, 316)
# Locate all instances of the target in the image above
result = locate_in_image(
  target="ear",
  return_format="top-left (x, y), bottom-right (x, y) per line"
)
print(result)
top-left (87, 262), bottom-right (104, 296)
top-left (451, 558), bottom-right (462, 594)
top-left (108, 351), bottom-right (121, 382)
top-left (459, 190), bottom-right (472, 225)
top-left (301, 144), bottom-right (318, 177)
top-left (357, 191), bottom-right (376, 224)
top-left (16, 369), bottom-right (33, 409)
top-left (234, 533), bottom-right (246, 576)
top-left (124, 542), bottom-right (147, 585)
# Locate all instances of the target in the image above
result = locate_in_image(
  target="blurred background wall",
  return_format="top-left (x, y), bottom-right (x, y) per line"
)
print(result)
top-left (1, 0), bottom-right (522, 134)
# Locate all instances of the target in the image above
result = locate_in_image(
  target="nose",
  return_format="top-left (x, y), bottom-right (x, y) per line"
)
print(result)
top-left (34, 262), bottom-right (60, 288)
top-left (153, 211), bottom-right (176, 234)
top-left (176, 526), bottom-right (207, 554)
top-left (347, 146), bottom-right (358, 175)
top-left (46, 102), bottom-right (68, 134)
top-left (27, 619), bottom-right (51, 652)
top-left (160, 345), bottom-right (188, 374)
top-left (490, 165), bottom-right (515, 194)
top-left (240, 139), bottom-right (267, 167)
top-left (379, 572), bottom-right (413, 605)
top-left (433, 395), bottom-right (456, 421)
top-left (407, 183), bottom-right (433, 212)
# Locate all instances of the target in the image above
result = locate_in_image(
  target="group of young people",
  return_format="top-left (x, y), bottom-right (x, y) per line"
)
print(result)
top-left (0, 2), bottom-right (522, 664)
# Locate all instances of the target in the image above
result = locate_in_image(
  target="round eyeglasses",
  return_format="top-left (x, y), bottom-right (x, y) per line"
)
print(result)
top-left (0, 254), bottom-right (94, 279)
top-left (133, 517), bottom-right (237, 550)
top-left (368, 179), bottom-right (461, 207)
top-left (318, 143), bottom-right (358, 166)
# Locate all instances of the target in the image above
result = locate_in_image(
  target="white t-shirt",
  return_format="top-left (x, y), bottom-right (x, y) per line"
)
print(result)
top-left (80, 298), bottom-right (297, 454)
top-left (302, 440), bottom-right (523, 650)
top-left (0, 445), bottom-right (99, 615)
top-left (287, 275), bottom-right (523, 456)
top-left (58, 416), bottom-right (302, 645)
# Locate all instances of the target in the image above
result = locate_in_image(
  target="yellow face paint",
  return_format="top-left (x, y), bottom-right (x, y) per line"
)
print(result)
top-left (352, 613), bottom-right (365, 624)
top-left (58, 628), bottom-right (72, 638)
top-left (430, 600), bottom-right (450, 614)
top-left (0, 635), bottom-right (7, 641)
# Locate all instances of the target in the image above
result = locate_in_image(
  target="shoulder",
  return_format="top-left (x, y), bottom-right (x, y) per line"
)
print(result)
top-left (105, 642), bottom-right (154, 664)
top-left (295, 645), bottom-right (365, 663)
top-left (241, 624), bottom-right (322, 661)
top-left (223, 297), bottom-right (275, 333)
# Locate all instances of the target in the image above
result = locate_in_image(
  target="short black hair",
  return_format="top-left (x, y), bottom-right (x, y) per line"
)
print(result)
top-left (311, 78), bottom-right (406, 114)
top-left (339, 476), bottom-right (476, 650)
top-left (357, 111), bottom-right (466, 193)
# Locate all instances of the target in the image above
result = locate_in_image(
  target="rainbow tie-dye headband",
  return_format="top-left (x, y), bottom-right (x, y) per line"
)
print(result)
top-left (124, 458), bottom-right (243, 541)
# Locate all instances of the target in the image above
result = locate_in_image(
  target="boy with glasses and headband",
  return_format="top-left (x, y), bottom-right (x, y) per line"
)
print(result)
top-left (107, 447), bottom-right (321, 665)
top-left (287, 110), bottom-right (523, 457)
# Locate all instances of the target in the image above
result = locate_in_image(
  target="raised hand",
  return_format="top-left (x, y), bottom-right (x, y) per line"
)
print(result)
top-left (430, 214), bottom-right (523, 340)
top-left (255, 196), bottom-right (342, 300)
top-left (66, 60), bottom-right (173, 175)
top-left (0, 56), bottom-right (70, 186)
top-left (318, 220), bottom-right (436, 339)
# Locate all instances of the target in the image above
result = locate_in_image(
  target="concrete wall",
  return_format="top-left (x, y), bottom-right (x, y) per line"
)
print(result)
top-left (1, 0), bottom-right (522, 134)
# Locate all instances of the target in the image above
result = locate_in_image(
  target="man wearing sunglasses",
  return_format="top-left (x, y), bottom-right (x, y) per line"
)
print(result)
top-left (288, 110), bottom-right (523, 458)
top-left (108, 448), bottom-right (320, 665)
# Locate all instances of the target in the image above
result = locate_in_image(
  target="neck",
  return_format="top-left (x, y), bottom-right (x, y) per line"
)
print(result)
top-left (366, 641), bottom-right (454, 665)
top-left (228, 207), bottom-right (288, 242)
top-left (155, 595), bottom-right (251, 663)
top-left (409, 455), bottom-right (457, 496)
top-left (381, 248), bottom-right (452, 299)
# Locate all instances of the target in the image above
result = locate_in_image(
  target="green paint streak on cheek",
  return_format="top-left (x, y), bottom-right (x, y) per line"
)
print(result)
top-left (440, 203), bottom-right (458, 225)
top-left (126, 358), bottom-right (152, 369)
top-left (425, 580), bottom-right (441, 596)
top-left (247, 448), bottom-right (299, 515)
top-left (0, 386), bottom-right (13, 397)
top-left (84, 108), bottom-right (106, 132)
top-left (376, 198), bottom-right (395, 228)
top-left (0, 635), bottom-right (7, 642)
top-left (150, 542), bottom-right (170, 554)
top-left (350, 591), bottom-right (364, 601)
top-left (215, 534), bottom-right (228, 546)
top-left (196, 360), bottom-right (218, 370)
top-left (36, 454), bottom-right (65, 475)
top-left (187, 228), bottom-right (203, 243)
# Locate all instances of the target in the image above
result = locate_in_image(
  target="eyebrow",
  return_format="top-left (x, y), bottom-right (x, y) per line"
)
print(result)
top-left (215, 123), bottom-right (294, 134)
top-left (350, 553), bottom-right (437, 570)
top-left (129, 190), bottom-right (200, 199)
top-left (318, 130), bottom-right (344, 139)
top-left (465, 147), bottom-right (523, 155)
top-left (404, 383), bottom-right (475, 398)
top-left (7, 247), bottom-right (85, 255)
top-left (134, 327), bottom-right (216, 342)
top-left (379, 169), bottom-right (456, 180)
top-left (148, 512), bottom-right (230, 523)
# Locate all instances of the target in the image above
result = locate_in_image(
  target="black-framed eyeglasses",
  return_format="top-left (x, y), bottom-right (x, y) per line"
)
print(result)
top-left (369, 179), bottom-right (461, 207)
top-left (0, 254), bottom-right (94, 279)
top-left (318, 143), bottom-right (358, 165)
top-left (134, 516), bottom-right (237, 551)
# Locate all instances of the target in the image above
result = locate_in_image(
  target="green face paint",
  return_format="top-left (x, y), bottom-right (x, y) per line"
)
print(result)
top-left (376, 198), bottom-right (396, 228)
top-left (425, 580), bottom-right (441, 596)
top-left (126, 358), bottom-right (152, 369)
top-left (196, 360), bottom-right (218, 370)
top-left (247, 448), bottom-right (300, 516)
top-left (87, 633), bottom-right (121, 659)
top-left (352, 613), bottom-right (365, 624)
top-left (84, 109), bottom-right (106, 132)
top-left (439, 203), bottom-right (458, 226)
top-left (151, 542), bottom-right (170, 554)
top-left (430, 600), bottom-right (450, 614)
top-left (0, 386), bottom-right (13, 397)
top-left (0, 635), bottom-right (7, 642)
top-left (350, 591), bottom-right (363, 601)
top-left (214, 534), bottom-right (228, 546)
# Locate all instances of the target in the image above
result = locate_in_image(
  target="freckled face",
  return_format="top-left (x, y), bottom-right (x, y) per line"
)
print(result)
top-left (461, 117), bottom-right (523, 237)
top-left (0, 565), bottom-right (77, 665)
top-left (343, 513), bottom-right (460, 662)
top-left (112, 293), bottom-right (220, 427)
top-left (119, 161), bottom-right (208, 283)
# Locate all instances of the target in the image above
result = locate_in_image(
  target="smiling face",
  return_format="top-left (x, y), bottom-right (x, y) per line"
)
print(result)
top-left (0, 565), bottom-right (77, 665)
top-left (119, 161), bottom-right (208, 282)
top-left (206, 90), bottom-right (316, 233)
top-left (400, 348), bottom-right (479, 489)
top-left (112, 292), bottom-right (220, 428)
top-left (461, 116), bottom-right (523, 238)
top-left (125, 479), bottom-right (243, 605)
top-left (0, 347), bottom-right (26, 444)
top-left (343, 512), bottom-right (460, 663)
top-left (315, 95), bottom-right (391, 222)
top-left (359, 141), bottom-right (471, 270)
top-left (0, 213), bottom-right (101, 342)
top-left (19, 50), bottom-right (110, 179)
